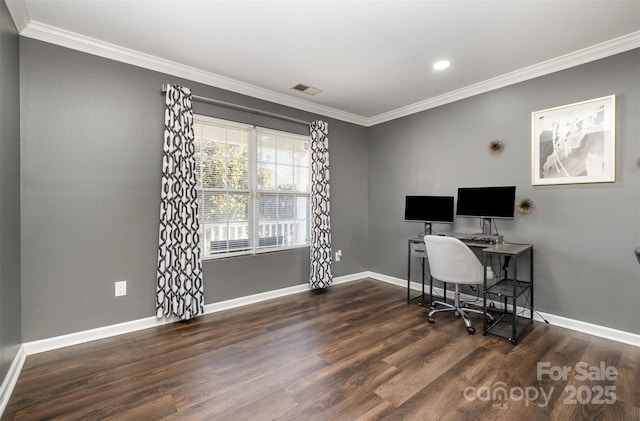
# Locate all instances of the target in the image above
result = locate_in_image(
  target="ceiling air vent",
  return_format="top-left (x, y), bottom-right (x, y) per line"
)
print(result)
top-left (291, 83), bottom-right (322, 96)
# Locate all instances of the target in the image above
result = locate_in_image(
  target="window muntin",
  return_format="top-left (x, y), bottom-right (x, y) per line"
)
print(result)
top-left (194, 116), bottom-right (310, 258)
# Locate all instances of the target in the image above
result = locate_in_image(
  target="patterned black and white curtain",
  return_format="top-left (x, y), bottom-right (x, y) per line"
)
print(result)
top-left (309, 120), bottom-right (333, 289)
top-left (156, 84), bottom-right (204, 320)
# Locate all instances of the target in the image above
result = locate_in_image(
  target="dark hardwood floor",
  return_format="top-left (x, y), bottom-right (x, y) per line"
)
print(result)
top-left (3, 279), bottom-right (639, 420)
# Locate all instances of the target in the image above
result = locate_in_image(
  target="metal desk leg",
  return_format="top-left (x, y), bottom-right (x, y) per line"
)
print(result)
top-left (512, 259), bottom-right (518, 344)
top-left (483, 253), bottom-right (488, 336)
top-left (407, 241), bottom-right (411, 303)
top-left (428, 267), bottom-right (433, 308)
top-left (421, 257), bottom-right (426, 305)
top-left (530, 248), bottom-right (534, 322)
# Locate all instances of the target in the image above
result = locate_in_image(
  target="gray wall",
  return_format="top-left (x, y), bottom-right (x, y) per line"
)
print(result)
top-left (20, 38), bottom-right (368, 341)
top-left (13, 31), bottom-right (640, 345)
top-left (0, 0), bottom-right (21, 381)
top-left (368, 49), bottom-right (640, 334)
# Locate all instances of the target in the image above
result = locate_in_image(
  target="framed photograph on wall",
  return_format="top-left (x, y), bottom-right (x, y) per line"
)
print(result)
top-left (531, 95), bottom-right (615, 185)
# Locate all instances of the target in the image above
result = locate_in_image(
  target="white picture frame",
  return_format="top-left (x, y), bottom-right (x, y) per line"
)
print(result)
top-left (531, 95), bottom-right (615, 185)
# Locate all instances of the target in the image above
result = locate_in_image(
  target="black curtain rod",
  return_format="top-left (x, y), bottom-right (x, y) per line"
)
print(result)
top-left (161, 85), bottom-right (310, 126)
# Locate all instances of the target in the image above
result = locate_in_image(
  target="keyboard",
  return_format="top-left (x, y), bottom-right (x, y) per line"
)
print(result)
top-left (466, 236), bottom-right (496, 244)
top-left (450, 233), bottom-right (499, 245)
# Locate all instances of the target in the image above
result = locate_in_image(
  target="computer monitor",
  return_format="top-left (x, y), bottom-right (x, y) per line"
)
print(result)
top-left (404, 195), bottom-right (455, 234)
top-left (456, 186), bottom-right (516, 234)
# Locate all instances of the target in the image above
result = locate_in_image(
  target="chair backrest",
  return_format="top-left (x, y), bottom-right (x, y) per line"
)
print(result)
top-left (424, 235), bottom-right (484, 285)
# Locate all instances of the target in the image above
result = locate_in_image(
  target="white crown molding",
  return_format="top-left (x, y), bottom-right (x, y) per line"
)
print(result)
top-left (9, 2), bottom-right (640, 127)
top-left (19, 20), bottom-right (369, 126)
top-left (4, 0), bottom-right (30, 32)
top-left (367, 31), bottom-right (640, 126)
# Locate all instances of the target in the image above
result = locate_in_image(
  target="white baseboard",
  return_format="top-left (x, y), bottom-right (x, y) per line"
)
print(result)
top-left (532, 311), bottom-right (640, 348)
top-left (22, 272), bottom-right (366, 356)
top-left (0, 345), bottom-right (26, 417)
top-left (366, 271), bottom-right (640, 348)
top-left (202, 272), bottom-right (369, 313)
top-left (202, 284), bottom-right (310, 314)
top-left (333, 271), bottom-right (373, 285)
top-left (23, 314), bottom-right (177, 355)
top-left (3, 271), bottom-right (638, 418)
top-left (18, 271), bottom-right (640, 354)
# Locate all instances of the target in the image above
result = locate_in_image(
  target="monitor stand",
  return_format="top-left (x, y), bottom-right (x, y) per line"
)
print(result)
top-left (480, 218), bottom-right (493, 235)
top-left (419, 222), bottom-right (433, 237)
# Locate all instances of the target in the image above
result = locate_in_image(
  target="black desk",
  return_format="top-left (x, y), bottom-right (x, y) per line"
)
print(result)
top-left (406, 234), bottom-right (493, 306)
top-left (406, 238), bottom-right (429, 304)
top-left (482, 243), bottom-right (534, 344)
top-left (407, 235), bottom-right (534, 344)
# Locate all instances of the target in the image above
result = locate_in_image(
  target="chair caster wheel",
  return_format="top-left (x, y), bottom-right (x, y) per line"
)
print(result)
top-left (466, 326), bottom-right (476, 335)
top-left (486, 318), bottom-right (495, 326)
top-left (427, 317), bottom-right (435, 324)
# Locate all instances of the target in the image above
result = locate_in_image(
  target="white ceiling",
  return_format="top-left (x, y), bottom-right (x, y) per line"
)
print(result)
top-left (7, 0), bottom-right (640, 126)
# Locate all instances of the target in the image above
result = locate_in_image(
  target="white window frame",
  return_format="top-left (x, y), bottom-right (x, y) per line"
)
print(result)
top-left (194, 115), bottom-right (311, 260)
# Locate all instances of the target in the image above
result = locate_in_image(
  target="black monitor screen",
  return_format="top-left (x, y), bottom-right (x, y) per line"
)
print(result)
top-left (404, 196), bottom-right (455, 223)
top-left (456, 186), bottom-right (516, 219)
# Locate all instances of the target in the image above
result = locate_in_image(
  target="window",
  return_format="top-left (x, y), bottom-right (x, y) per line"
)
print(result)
top-left (194, 116), bottom-right (311, 258)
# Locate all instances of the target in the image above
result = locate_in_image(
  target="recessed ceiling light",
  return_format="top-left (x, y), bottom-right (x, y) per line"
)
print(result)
top-left (433, 60), bottom-right (450, 70)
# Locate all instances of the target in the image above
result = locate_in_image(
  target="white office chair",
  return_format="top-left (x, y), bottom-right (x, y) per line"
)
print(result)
top-left (424, 235), bottom-right (494, 334)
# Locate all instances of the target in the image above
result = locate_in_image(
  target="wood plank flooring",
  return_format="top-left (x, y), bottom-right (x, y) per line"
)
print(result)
top-left (3, 279), bottom-right (639, 420)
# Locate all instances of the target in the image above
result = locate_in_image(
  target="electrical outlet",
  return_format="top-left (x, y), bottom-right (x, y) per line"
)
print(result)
top-left (115, 280), bottom-right (127, 297)
top-left (335, 250), bottom-right (342, 262)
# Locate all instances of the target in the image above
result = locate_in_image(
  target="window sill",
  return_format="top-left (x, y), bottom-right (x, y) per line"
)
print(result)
top-left (202, 244), bottom-right (309, 261)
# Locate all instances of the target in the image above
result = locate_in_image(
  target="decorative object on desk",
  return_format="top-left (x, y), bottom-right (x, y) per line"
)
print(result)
top-left (531, 95), bottom-right (615, 185)
top-left (487, 139), bottom-right (504, 155)
top-left (516, 197), bottom-right (535, 214)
